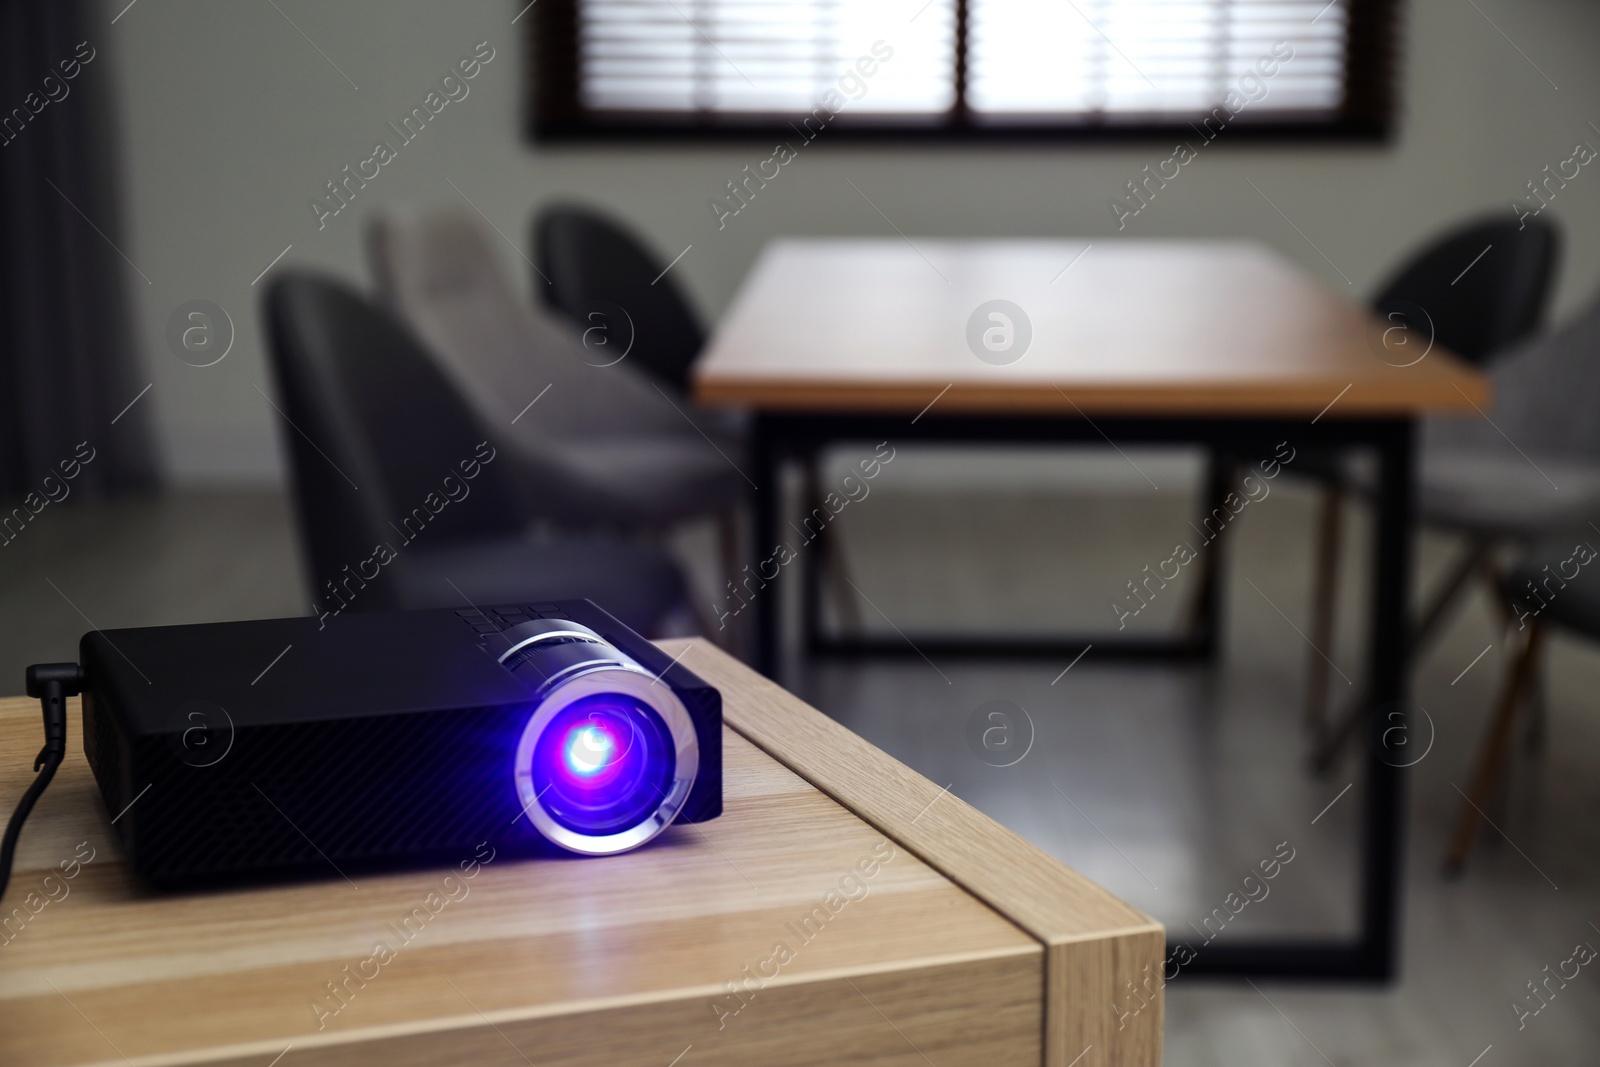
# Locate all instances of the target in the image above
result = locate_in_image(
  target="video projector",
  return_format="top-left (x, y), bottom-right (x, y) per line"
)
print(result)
top-left (71, 600), bottom-right (721, 887)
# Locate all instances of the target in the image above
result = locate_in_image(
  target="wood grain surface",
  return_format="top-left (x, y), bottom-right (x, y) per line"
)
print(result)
top-left (0, 638), bottom-right (1163, 1066)
top-left (692, 238), bottom-right (1489, 417)
top-left (673, 640), bottom-right (1166, 1067)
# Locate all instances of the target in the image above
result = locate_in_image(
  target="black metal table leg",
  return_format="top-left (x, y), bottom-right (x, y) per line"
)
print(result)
top-left (1174, 420), bottom-right (1411, 981)
top-left (799, 452), bottom-right (825, 661)
top-left (1359, 418), bottom-right (1413, 978)
top-left (750, 416), bottom-right (780, 680)
top-left (737, 411), bottom-right (1413, 981)
top-left (1186, 448), bottom-right (1235, 660)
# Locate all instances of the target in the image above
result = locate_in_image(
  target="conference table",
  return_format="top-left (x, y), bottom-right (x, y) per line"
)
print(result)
top-left (693, 238), bottom-right (1490, 980)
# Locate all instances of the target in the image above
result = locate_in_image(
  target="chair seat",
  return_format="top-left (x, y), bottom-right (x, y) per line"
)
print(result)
top-left (385, 535), bottom-right (686, 635)
top-left (556, 436), bottom-right (749, 521)
top-left (498, 432), bottom-right (748, 527)
top-left (1418, 448), bottom-right (1600, 538)
top-left (1505, 538), bottom-right (1600, 635)
top-left (1334, 446), bottom-right (1600, 540)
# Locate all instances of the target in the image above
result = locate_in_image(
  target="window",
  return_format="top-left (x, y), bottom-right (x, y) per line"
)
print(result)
top-left (528, 0), bottom-right (1398, 140)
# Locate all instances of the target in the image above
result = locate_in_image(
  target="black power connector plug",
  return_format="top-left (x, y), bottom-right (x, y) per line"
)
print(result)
top-left (0, 663), bottom-right (85, 901)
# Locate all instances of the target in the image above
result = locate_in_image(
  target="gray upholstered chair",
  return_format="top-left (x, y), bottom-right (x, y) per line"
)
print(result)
top-left (1387, 306), bottom-right (1600, 634)
top-left (366, 209), bottom-right (748, 533)
top-left (1445, 533), bottom-right (1600, 874)
top-left (1433, 291), bottom-right (1600, 871)
top-left (1311, 290), bottom-right (1600, 768)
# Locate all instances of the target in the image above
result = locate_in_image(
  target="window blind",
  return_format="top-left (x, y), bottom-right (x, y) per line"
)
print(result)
top-left (531, 0), bottom-right (1395, 137)
top-left (968, 0), bottom-right (1347, 117)
top-left (576, 0), bottom-right (956, 114)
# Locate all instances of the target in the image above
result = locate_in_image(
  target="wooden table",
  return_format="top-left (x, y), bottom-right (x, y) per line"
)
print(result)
top-left (693, 238), bottom-right (1491, 980)
top-left (695, 239), bottom-right (1486, 416)
top-left (0, 640), bottom-right (1163, 1067)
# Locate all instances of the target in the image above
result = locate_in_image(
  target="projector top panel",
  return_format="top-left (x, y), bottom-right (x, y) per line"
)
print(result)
top-left (81, 603), bottom-right (604, 736)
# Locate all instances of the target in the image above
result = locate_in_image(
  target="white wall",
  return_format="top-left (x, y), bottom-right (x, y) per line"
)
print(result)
top-left (101, 0), bottom-right (1600, 482)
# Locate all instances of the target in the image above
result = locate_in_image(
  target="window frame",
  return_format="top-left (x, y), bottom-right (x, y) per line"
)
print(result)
top-left (526, 0), bottom-right (1400, 143)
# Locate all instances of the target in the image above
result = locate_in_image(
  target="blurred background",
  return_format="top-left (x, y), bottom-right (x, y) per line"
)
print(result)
top-left (3, 0), bottom-right (1599, 1062)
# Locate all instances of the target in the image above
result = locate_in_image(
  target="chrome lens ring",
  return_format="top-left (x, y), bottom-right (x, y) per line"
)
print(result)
top-left (506, 626), bottom-right (698, 856)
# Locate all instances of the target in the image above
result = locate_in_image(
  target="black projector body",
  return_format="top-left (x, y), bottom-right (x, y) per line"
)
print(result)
top-left (80, 600), bottom-right (721, 887)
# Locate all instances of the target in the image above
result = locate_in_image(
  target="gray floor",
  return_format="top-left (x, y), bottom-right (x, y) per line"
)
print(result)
top-left (0, 489), bottom-right (306, 680)
top-left (3, 468), bottom-right (1597, 1064)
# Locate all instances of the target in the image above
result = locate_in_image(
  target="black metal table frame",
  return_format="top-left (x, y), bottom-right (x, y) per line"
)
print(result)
top-left (746, 410), bottom-right (1413, 981)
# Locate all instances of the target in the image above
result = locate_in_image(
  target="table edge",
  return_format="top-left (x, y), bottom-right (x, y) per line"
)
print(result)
top-left (692, 376), bottom-right (1491, 417)
top-left (662, 639), bottom-right (1166, 1067)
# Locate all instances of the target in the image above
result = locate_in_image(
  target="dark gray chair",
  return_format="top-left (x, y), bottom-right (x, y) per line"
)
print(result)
top-left (1306, 215), bottom-right (1564, 760)
top-left (262, 270), bottom-right (688, 635)
top-left (1445, 533), bottom-right (1600, 874)
top-left (530, 203), bottom-right (862, 638)
top-left (1371, 215), bottom-right (1558, 366)
top-left (535, 204), bottom-right (705, 393)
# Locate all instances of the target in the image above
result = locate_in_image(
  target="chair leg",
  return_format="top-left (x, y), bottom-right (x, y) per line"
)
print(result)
top-left (1480, 554), bottom-right (1512, 629)
top-left (715, 508), bottom-right (745, 656)
top-left (718, 509), bottom-right (742, 582)
top-left (1523, 652), bottom-right (1549, 752)
top-left (1443, 621), bottom-right (1545, 877)
top-left (1305, 484), bottom-right (1345, 742)
top-left (801, 457), bottom-right (863, 639)
top-left (1311, 540), bottom-right (1490, 774)
top-left (821, 514), bottom-right (863, 633)
top-left (1476, 562), bottom-right (1550, 753)
top-left (1309, 685), bottom-right (1365, 775)
top-left (1410, 541), bottom-right (1492, 660)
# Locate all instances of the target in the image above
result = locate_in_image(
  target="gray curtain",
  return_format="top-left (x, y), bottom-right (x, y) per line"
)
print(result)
top-left (0, 0), bottom-right (157, 500)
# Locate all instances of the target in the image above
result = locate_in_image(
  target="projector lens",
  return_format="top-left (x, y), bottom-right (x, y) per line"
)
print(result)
top-left (504, 619), bottom-right (699, 855)
top-left (531, 694), bottom-right (675, 838)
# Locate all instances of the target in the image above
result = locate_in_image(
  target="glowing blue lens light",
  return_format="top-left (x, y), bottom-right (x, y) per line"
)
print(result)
top-left (527, 694), bottom-right (675, 839)
top-left (566, 724), bottom-right (615, 776)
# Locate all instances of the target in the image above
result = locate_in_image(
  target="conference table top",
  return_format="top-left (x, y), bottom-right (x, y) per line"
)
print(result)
top-left (693, 238), bottom-right (1490, 418)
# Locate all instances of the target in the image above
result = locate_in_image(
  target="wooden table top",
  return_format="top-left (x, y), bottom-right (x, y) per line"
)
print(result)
top-left (0, 639), bottom-right (1162, 1067)
top-left (693, 238), bottom-right (1490, 417)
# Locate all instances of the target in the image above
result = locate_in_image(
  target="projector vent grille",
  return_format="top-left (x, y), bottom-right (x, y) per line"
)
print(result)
top-left (127, 704), bottom-right (531, 883)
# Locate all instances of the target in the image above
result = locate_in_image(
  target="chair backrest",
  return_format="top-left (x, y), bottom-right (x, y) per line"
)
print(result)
top-left (1372, 214), bottom-right (1559, 367)
top-left (534, 204), bottom-right (705, 391)
top-left (1486, 286), bottom-right (1600, 459)
top-left (367, 208), bottom-right (686, 443)
top-left (262, 271), bottom-right (527, 606)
